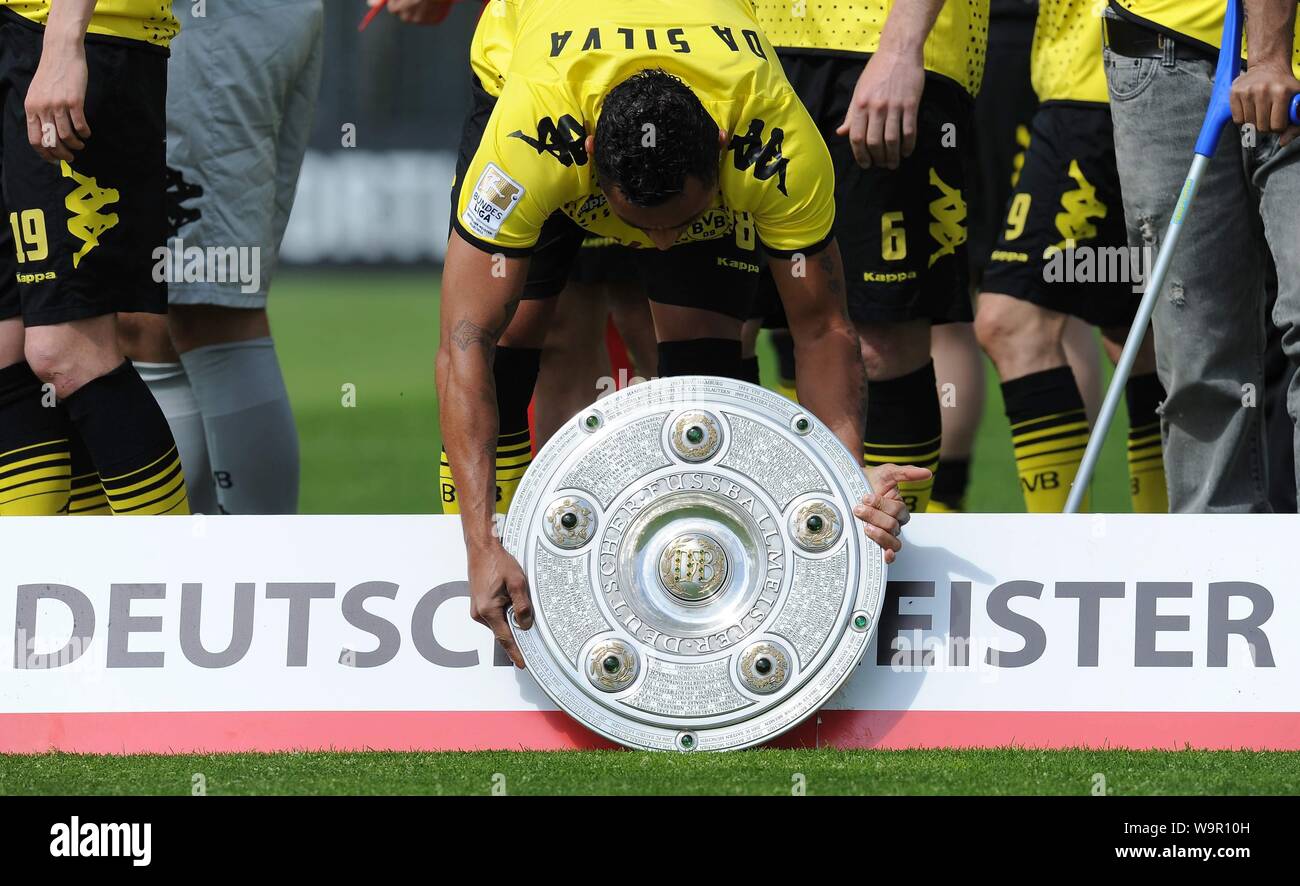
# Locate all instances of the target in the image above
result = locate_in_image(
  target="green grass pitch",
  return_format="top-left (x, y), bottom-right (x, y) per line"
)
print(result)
top-left (267, 269), bottom-right (1135, 515)
top-left (1, 271), bottom-right (1259, 796)
top-left (4, 750), bottom-right (1299, 796)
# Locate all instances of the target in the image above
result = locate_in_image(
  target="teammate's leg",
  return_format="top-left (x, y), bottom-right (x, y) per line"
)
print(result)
top-left (769, 329), bottom-right (798, 401)
top-left (0, 318), bottom-right (72, 515)
top-left (26, 317), bottom-right (188, 515)
top-left (1101, 327), bottom-right (1168, 513)
top-left (608, 284), bottom-right (658, 379)
top-left (950, 6), bottom-right (1037, 514)
top-left (650, 304), bottom-right (745, 379)
top-left (860, 320), bottom-right (942, 513)
top-left (929, 322), bottom-right (984, 512)
top-left (1062, 316), bottom-right (1103, 423)
top-left (117, 311), bottom-right (217, 513)
top-left (158, 1), bottom-right (323, 514)
top-left (975, 293), bottom-right (1085, 512)
top-left (532, 281), bottom-right (612, 447)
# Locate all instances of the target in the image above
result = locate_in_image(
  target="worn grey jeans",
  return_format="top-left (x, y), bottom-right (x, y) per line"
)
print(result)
top-left (1105, 45), bottom-right (1300, 512)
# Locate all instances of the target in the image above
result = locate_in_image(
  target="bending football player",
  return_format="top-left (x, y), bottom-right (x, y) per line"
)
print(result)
top-left (437, 0), bottom-right (928, 667)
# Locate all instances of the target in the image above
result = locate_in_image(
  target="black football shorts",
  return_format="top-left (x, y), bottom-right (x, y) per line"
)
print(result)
top-left (980, 102), bottom-right (1137, 328)
top-left (0, 12), bottom-right (168, 326)
top-left (762, 51), bottom-right (975, 326)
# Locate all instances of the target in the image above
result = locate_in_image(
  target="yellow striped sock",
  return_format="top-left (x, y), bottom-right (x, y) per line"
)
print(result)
top-left (68, 471), bottom-right (111, 515)
top-left (1123, 373), bottom-right (1168, 513)
top-left (1010, 408), bottom-right (1090, 512)
top-left (0, 439), bottom-right (71, 516)
top-left (439, 427), bottom-right (533, 515)
top-left (1127, 422), bottom-right (1167, 513)
top-left (494, 428), bottom-right (533, 512)
top-left (99, 446), bottom-right (190, 515)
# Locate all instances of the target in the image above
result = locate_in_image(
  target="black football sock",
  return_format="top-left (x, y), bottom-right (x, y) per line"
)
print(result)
top-left (656, 338), bottom-right (743, 379)
top-left (62, 361), bottom-right (189, 515)
top-left (0, 361), bottom-right (71, 515)
top-left (864, 361), bottom-right (942, 513)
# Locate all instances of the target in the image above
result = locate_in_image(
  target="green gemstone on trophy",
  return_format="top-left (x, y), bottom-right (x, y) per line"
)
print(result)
top-left (585, 414), bottom-right (599, 429)
top-left (795, 418), bottom-right (809, 432)
top-left (680, 735), bottom-right (695, 749)
top-left (560, 512), bottom-right (578, 529)
top-left (806, 514), bottom-right (824, 533)
top-left (685, 425), bottom-right (704, 444)
top-left (602, 655), bottom-right (621, 674)
top-left (755, 656), bottom-right (772, 675)
top-left (854, 614), bottom-right (868, 629)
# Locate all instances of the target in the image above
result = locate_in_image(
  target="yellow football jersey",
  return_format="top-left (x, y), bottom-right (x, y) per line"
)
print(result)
top-left (1032, 0), bottom-right (1108, 104)
top-left (751, 0), bottom-right (990, 97)
top-left (458, 0), bottom-right (836, 256)
top-left (0, 1), bottom-right (178, 48)
top-left (1111, 0), bottom-right (1300, 77)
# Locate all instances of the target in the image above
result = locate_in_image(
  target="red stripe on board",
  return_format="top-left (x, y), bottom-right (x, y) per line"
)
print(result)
top-left (3, 710), bottom-right (1299, 754)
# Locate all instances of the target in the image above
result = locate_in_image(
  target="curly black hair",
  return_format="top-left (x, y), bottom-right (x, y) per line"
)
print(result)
top-left (594, 69), bottom-right (720, 208)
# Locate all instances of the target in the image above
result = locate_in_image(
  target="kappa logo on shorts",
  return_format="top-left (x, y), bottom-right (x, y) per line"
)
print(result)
top-left (60, 162), bottom-right (120, 268)
top-left (927, 169), bottom-right (966, 268)
top-left (1051, 160), bottom-right (1107, 252)
top-left (463, 163), bottom-right (525, 240)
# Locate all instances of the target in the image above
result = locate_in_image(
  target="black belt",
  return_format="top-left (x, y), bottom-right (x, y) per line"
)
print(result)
top-left (1102, 11), bottom-right (1218, 63)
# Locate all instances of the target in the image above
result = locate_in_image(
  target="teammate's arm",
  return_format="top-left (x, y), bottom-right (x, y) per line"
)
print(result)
top-left (1232, 0), bottom-right (1300, 144)
top-left (375, 0), bottom-right (455, 26)
top-left (770, 241), bottom-right (926, 562)
top-left (437, 230), bottom-right (535, 667)
top-left (25, 0), bottom-right (96, 164)
top-left (836, 0), bottom-right (946, 169)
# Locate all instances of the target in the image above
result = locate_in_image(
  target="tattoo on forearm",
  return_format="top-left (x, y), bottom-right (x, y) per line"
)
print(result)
top-left (449, 293), bottom-right (521, 353)
top-left (451, 319), bottom-right (500, 353)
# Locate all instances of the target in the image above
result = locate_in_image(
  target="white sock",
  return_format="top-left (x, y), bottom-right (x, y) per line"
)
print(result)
top-left (134, 361), bottom-right (220, 514)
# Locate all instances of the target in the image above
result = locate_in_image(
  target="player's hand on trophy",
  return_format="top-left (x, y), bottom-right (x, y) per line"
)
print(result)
top-left (836, 47), bottom-right (924, 169)
top-left (25, 21), bottom-right (91, 164)
top-left (468, 542), bottom-right (534, 668)
top-left (856, 464), bottom-right (931, 564)
top-left (373, 0), bottom-right (453, 26)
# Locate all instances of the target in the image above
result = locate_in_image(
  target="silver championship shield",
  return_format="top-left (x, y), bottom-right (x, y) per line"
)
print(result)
top-left (502, 376), bottom-right (886, 751)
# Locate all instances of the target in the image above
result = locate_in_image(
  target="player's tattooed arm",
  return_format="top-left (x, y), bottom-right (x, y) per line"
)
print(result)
top-left (437, 230), bottom-right (535, 666)
top-left (770, 241), bottom-right (863, 460)
top-left (25, 0), bottom-right (96, 164)
top-left (836, 0), bottom-right (944, 169)
top-left (771, 241), bottom-right (920, 562)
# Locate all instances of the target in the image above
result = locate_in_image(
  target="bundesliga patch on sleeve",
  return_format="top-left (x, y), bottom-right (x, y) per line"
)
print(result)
top-left (462, 163), bottom-right (525, 240)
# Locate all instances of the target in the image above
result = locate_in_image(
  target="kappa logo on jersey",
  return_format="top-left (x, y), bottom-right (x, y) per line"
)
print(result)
top-left (927, 168), bottom-right (966, 268)
top-left (509, 115), bottom-right (588, 167)
top-left (463, 163), bottom-right (525, 240)
top-left (1051, 159), bottom-right (1107, 252)
top-left (60, 162), bottom-right (120, 268)
top-left (728, 119), bottom-right (789, 196)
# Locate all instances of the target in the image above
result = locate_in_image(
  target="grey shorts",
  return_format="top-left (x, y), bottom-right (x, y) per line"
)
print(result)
top-left (165, 0), bottom-right (324, 308)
